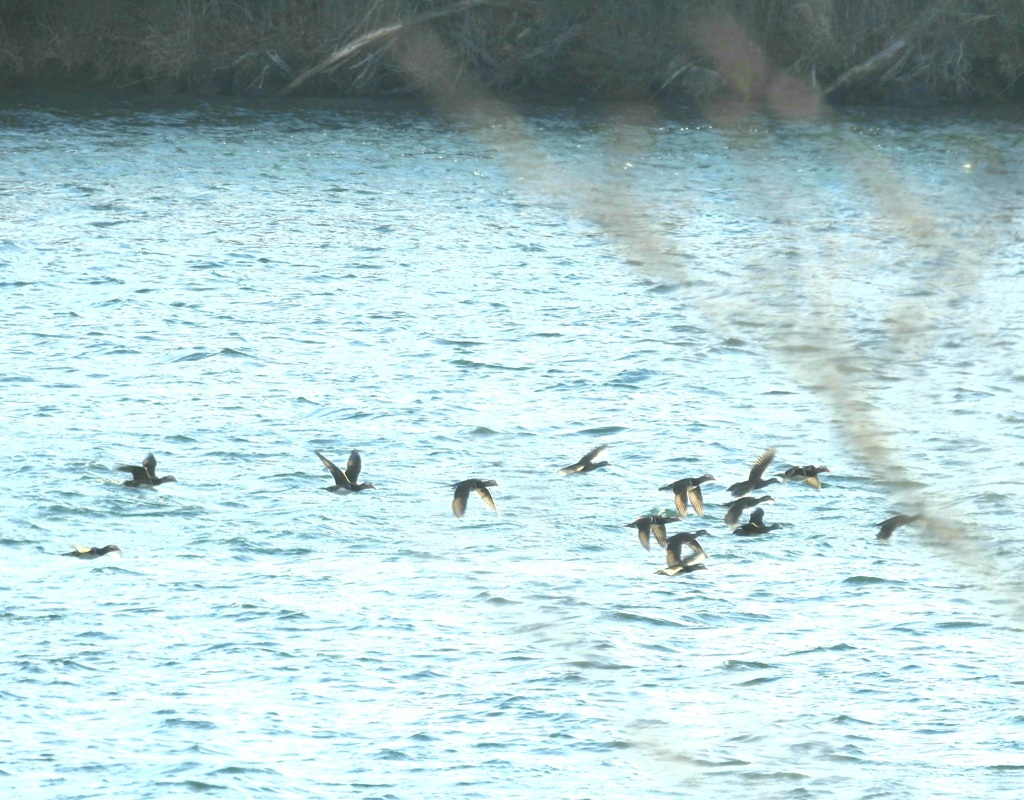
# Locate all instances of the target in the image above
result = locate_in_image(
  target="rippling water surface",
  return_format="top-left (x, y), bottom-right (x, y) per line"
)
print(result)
top-left (2, 93), bottom-right (1023, 799)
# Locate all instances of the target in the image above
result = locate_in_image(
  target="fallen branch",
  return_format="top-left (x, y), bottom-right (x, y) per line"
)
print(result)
top-left (278, 0), bottom-right (530, 97)
top-left (823, 36), bottom-right (913, 101)
top-left (824, 2), bottom-right (949, 102)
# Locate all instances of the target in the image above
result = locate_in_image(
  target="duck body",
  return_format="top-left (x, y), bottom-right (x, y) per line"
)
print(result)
top-left (656, 530), bottom-right (710, 575)
top-left (559, 445), bottom-right (609, 476)
top-left (316, 450), bottom-right (375, 492)
top-left (658, 474), bottom-right (714, 517)
top-left (728, 449), bottom-right (780, 497)
top-left (452, 479), bottom-right (498, 518)
top-left (626, 515), bottom-right (681, 551)
top-left (63, 545), bottom-right (122, 559)
top-left (118, 453), bottom-right (176, 487)
top-left (733, 506), bottom-right (780, 536)
top-left (876, 513), bottom-right (922, 539)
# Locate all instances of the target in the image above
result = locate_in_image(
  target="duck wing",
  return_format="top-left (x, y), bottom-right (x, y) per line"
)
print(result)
top-left (671, 488), bottom-right (690, 518)
top-left (664, 533), bottom-right (685, 567)
top-left (651, 520), bottom-right (669, 549)
top-left (345, 450), bottom-right (362, 484)
top-left (475, 485), bottom-right (498, 514)
top-left (634, 518), bottom-right (653, 551)
top-left (748, 449), bottom-right (777, 481)
top-left (142, 453), bottom-right (158, 479)
top-left (315, 451), bottom-right (351, 489)
top-left (724, 498), bottom-right (749, 527)
top-left (687, 485), bottom-right (705, 517)
top-left (118, 464), bottom-right (151, 483)
top-left (451, 481), bottom-right (472, 518)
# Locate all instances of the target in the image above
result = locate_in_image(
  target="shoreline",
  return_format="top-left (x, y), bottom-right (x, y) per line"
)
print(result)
top-left (3, 1), bottom-right (1024, 107)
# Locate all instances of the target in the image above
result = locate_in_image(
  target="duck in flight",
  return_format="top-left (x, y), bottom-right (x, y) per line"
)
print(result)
top-left (876, 513), bottom-right (922, 540)
top-left (733, 506), bottom-right (780, 536)
top-left (559, 445), bottom-right (609, 475)
top-left (782, 464), bottom-right (830, 490)
top-left (625, 515), bottom-right (681, 551)
top-left (656, 530), bottom-right (710, 575)
top-left (315, 450), bottom-right (375, 492)
top-left (62, 545), bottom-right (122, 560)
top-left (724, 495), bottom-right (774, 527)
top-left (728, 449), bottom-right (781, 497)
top-left (118, 453), bottom-right (177, 487)
top-left (452, 479), bottom-right (498, 518)
top-left (659, 474), bottom-right (714, 517)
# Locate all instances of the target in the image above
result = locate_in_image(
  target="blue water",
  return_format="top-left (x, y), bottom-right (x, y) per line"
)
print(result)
top-left (2, 94), bottom-right (1023, 799)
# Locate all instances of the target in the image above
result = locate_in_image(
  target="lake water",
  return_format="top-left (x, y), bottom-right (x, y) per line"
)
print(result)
top-left (1, 92), bottom-right (1023, 799)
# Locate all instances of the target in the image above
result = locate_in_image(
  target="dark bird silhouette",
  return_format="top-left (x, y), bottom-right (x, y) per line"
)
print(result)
top-left (659, 474), bottom-right (715, 517)
top-left (728, 449), bottom-right (781, 497)
top-left (452, 479), bottom-right (498, 518)
top-left (315, 450), bottom-right (375, 492)
top-left (656, 530), bottom-right (711, 575)
top-left (559, 445), bottom-right (609, 476)
top-left (62, 545), bottom-right (122, 560)
top-left (876, 513), bottom-right (922, 540)
top-left (118, 453), bottom-right (176, 487)
top-left (724, 495), bottom-right (774, 527)
top-left (782, 465), bottom-right (830, 490)
top-left (625, 515), bottom-right (681, 551)
top-left (733, 506), bottom-right (781, 536)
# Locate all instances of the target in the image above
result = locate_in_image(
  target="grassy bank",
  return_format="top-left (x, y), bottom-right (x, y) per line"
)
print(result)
top-left (1, 0), bottom-right (1023, 103)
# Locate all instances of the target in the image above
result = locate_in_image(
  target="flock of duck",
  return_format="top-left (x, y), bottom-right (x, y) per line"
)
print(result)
top-left (63, 446), bottom-right (923, 569)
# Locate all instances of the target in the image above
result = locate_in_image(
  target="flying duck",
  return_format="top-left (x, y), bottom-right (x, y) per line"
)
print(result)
top-left (782, 465), bottom-right (830, 489)
top-left (625, 515), bottom-right (681, 551)
top-left (452, 479), bottom-right (498, 518)
top-left (876, 513), bottom-right (922, 540)
top-left (559, 445), bottom-right (609, 476)
top-left (315, 450), bottom-right (375, 492)
top-left (659, 474), bottom-right (715, 517)
top-left (118, 453), bottom-right (176, 487)
top-left (62, 545), bottom-right (122, 560)
top-left (733, 506), bottom-right (781, 536)
top-left (724, 495), bottom-right (774, 527)
top-left (656, 530), bottom-right (710, 575)
top-left (727, 449), bottom-right (781, 497)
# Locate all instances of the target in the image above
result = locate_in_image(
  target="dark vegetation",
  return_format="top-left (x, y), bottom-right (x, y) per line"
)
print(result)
top-left (1, 0), bottom-right (1023, 103)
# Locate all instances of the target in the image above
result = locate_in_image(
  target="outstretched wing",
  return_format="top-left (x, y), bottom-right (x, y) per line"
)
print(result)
top-left (118, 465), bottom-right (150, 482)
top-left (315, 451), bottom-right (350, 488)
top-left (636, 522), bottom-right (652, 552)
top-left (452, 482), bottom-right (471, 518)
top-left (345, 450), bottom-right (362, 484)
top-left (651, 521), bottom-right (669, 549)
top-left (687, 485), bottom-right (705, 517)
top-left (475, 486), bottom-right (498, 514)
top-left (749, 449), bottom-right (777, 481)
top-left (724, 499), bottom-right (747, 527)
top-left (672, 489), bottom-right (689, 518)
